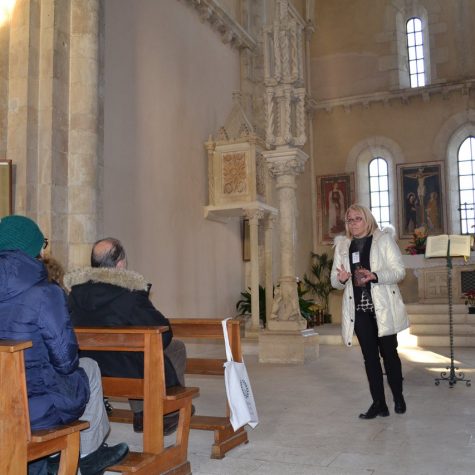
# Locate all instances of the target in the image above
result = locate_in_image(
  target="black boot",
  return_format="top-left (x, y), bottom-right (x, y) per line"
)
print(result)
top-left (394, 396), bottom-right (406, 414)
top-left (359, 401), bottom-right (389, 419)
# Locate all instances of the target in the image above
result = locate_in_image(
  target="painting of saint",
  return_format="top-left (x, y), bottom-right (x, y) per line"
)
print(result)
top-left (317, 174), bottom-right (354, 244)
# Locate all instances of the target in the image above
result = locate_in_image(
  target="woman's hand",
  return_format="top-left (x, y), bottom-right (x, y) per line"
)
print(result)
top-left (337, 266), bottom-right (351, 284)
top-left (357, 268), bottom-right (377, 284)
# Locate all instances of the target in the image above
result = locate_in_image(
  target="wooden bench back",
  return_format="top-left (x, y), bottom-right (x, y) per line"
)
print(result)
top-left (75, 326), bottom-right (199, 474)
top-left (168, 318), bottom-right (248, 460)
top-left (0, 340), bottom-right (88, 475)
top-left (0, 340), bottom-right (33, 471)
top-left (170, 318), bottom-right (242, 375)
top-left (75, 326), bottom-right (168, 454)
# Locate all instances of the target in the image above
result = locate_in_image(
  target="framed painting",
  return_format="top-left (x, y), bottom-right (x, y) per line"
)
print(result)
top-left (397, 161), bottom-right (446, 239)
top-left (317, 173), bottom-right (355, 245)
top-left (0, 160), bottom-right (12, 217)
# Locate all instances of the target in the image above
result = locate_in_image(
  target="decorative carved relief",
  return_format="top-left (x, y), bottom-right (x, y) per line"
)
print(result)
top-left (222, 151), bottom-right (248, 195)
top-left (181, 0), bottom-right (257, 51)
top-left (263, 0), bottom-right (307, 148)
top-left (256, 152), bottom-right (267, 197)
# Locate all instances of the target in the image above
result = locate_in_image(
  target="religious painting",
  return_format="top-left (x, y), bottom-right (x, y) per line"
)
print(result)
top-left (0, 160), bottom-right (12, 217)
top-left (317, 173), bottom-right (355, 245)
top-left (397, 161), bottom-right (446, 239)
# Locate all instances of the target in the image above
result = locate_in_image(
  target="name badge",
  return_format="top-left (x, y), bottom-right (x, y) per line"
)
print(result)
top-left (352, 252), bottom-right (360, 264)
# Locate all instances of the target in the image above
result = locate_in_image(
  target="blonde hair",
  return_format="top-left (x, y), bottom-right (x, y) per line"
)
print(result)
top-left (42, 256), bottom-right (66, 290)
top-left (344, 204), bottom-right (379, 238)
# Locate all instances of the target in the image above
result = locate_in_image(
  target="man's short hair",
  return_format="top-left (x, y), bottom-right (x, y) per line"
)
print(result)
top-left (91, 238), bottom-right (126, 268)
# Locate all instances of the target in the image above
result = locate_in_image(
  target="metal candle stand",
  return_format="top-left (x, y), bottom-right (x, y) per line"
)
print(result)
top-left (434, 243), bottom-right (471, 388)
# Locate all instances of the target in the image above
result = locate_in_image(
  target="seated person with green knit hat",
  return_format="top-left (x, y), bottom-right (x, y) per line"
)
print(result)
top-left (0, 215), bottom-right (129, 475)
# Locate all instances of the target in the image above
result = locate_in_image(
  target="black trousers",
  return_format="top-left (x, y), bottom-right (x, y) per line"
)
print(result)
top-left (354, 310), bottom-right (403, 403)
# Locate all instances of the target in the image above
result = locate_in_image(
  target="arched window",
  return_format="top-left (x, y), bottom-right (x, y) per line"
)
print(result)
top-left (369, 157), bottom-right (390, 227)
top-left (406, 17), bottom-right (425, 88)
top-left (457, 136), bottom-right (475, 234)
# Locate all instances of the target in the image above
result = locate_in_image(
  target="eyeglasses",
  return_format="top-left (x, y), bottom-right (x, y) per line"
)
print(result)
top-left (43, 238), bottom-right (49, 250)
top-left (345, 217), bottom-right (363, 224)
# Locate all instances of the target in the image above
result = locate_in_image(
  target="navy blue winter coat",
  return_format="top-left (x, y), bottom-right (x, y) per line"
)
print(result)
top-left (0, 250), bottom-right (90, 430)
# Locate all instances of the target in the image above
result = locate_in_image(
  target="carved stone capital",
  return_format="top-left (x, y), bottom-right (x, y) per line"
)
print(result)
top-left (243, 208), bottom-right (265, 222)
top-left (263, 147), bottom-right (308, 178)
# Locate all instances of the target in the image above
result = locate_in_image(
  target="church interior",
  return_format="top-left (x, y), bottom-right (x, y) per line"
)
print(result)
top-left (1, 0), bottom-right (475, 473)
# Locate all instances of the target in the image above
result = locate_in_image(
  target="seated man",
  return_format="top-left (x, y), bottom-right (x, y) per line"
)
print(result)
top-left (0, 215), bottom-right (129, 475)
top-left (65, 237), bottom-right (187, 434)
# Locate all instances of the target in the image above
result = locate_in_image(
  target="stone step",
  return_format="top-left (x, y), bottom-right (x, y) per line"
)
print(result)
top-left (414, 334), bottom-right (475, 347)
top-left (406, 303), bottom-right (468, 314)
top-left (409, 323), bottom-right (475, 335)
top-left (409, 313), bottom-right (470, 324)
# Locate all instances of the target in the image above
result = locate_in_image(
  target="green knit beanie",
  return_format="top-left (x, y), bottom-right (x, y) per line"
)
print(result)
top-left (0, 215), bottom-right (45, 258)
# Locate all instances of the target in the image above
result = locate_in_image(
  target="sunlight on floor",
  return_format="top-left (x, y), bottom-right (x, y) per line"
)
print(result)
top-left (398, 347), bottom-right (453, 364)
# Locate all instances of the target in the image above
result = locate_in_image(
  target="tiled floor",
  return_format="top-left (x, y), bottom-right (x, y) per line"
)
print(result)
top-left (106, 342), bottom-right (475, 474)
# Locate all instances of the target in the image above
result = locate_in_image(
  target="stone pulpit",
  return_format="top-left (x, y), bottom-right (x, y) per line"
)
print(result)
top-left (204, 93), bottom-right (277, 336)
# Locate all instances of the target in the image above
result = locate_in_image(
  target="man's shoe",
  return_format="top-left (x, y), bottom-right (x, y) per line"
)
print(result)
top-left (164, 413), bottom-right (180, 436)
top-left (103, 397), bottom-right (114, 415)
top-left (134, 405), bottom-right (194, 435)
top-left (79, 442), bottom-right (129, 475)
top-left (394, 397), bottom-right (406, 414)
top-left (133, 411), bottom-right (143, 433)
top-left (359, 401), bottom-right (389, 419)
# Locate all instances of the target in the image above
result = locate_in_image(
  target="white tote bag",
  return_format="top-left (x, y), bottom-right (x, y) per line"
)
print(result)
top-left (222, 318), bottom-right (259, 431)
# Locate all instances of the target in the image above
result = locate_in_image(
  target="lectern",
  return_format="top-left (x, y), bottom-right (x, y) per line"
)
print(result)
top-left (426, 235), bottom-right (472, 387)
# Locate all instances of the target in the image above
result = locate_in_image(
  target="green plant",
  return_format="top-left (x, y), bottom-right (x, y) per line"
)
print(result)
top-left (236, 285), bottom-right (267, 327)
top-left (236, 284), bottom-right (316, 327)
top-left (298, 286), bottom-right (316, 322)
top-left (303, 252), bottom-right (335, 321)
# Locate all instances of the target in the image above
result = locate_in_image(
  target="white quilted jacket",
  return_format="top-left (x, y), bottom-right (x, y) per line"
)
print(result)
top-left (330, 227), bottom-right (409, 347)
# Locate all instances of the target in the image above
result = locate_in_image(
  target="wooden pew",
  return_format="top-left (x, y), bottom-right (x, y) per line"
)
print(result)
top-left (169, 318), bottom-right (249, 459)
top-left (0, 340), bottom-right (89, 475)
top-left (75, 326), bottom-right (199, 475)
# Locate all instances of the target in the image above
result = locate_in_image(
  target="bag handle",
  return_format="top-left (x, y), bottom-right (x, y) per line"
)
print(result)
top-left (221, 318), bottom-right (234, 362)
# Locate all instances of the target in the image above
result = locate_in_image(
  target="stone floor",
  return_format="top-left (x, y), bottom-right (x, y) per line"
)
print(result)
top-left (105, 342), bottom-right (475, 475)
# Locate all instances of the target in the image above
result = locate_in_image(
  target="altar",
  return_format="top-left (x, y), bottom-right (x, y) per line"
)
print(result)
top-left (400, 253), bottom-right (475, 304)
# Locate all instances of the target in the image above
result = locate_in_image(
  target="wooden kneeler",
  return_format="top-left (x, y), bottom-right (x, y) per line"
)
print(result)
top-left (0, 340), bottom-right (89, 475)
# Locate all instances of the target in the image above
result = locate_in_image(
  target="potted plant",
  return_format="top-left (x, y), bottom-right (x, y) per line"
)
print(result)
top-left (236, 285), bottom-right (267, 328)
top-left (303, 252), bottom-right (335, 323)
top-left (464, 290), bottom-right (475, 314)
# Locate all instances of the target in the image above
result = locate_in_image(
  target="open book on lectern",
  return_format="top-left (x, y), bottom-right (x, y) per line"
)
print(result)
top-left (425, 234), bottom-right (472, 258)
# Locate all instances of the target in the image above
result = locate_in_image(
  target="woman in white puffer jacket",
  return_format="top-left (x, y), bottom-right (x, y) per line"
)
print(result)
top-left (331, 204), bottom-right (409, 420)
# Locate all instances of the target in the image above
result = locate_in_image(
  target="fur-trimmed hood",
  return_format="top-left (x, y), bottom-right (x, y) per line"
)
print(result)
top-left (64, 267), bottom-right (149, 293)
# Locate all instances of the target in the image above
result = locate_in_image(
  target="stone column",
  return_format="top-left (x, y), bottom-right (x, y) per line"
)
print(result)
top-left (67, 0), bottom-right (100, 268)
top-left (264, 146), bottom-right (308, 331)
top-left (264, 214), bottom-right (275, 325)
top-left (245, 208), bottom-right (265, 337)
